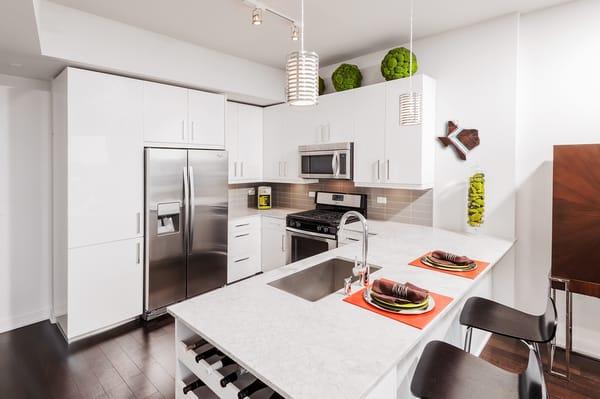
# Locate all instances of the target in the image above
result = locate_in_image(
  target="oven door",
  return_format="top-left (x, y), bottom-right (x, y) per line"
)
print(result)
top-left (286, 227), bottom-right (337, 264)
top-left (299, 150), bottom-right (352, 179)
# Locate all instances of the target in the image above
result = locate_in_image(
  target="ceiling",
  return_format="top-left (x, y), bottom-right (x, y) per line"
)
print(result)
top-left (48, 0), bottom-right (570, 68)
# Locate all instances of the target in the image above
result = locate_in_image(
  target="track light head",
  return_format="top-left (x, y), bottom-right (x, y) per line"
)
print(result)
top-left (252, 8), bottom-right (262, 25)
top-left (291, 24), bottom-right (299, 41)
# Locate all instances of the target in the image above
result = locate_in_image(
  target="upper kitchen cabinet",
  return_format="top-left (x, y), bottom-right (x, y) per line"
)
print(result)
top-left (353, 74), bottom-right (436, 189)
top-left (263, 103), bottom-right (318, 184)
top-left (143, 81), bottom-right (225, 148)
top-left (188, 89), bottom-right (225, 148)
top-left (226, 101), bottom-right (263, 183)
top-left (315, 90), bottom-right (356, 144)
top-left (62, 68), bottom-right (145, 248)
top-left (143, 81), bottom-right (188, 144)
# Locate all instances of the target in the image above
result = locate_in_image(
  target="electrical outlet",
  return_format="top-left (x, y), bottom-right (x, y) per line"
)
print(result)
top-left (308, 191), bottom-right (316, 198)
top-left (376, 196), bottom-right (387, 204)
top-left (248, 187), bottom-right (256, 196)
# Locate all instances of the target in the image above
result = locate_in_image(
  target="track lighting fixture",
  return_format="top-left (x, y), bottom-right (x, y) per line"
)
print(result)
top-left (251, 8), bottom-right (262, 25)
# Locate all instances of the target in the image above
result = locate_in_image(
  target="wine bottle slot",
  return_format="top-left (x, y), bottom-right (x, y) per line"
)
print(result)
top-left (195, 346), bottom-right (221, 363)
top-left (207, 356), bottom-right (236, 372)
top-left (237, 379), bottom-right (267, 399)
top-left (220, 367), bottom-right (247, 387)
top-left (185, 338), bottom-right (208, 351)
top-left (182, 378), bottom-right (205, 394)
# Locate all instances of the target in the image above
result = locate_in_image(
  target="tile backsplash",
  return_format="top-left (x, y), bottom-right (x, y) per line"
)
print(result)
top-left (229, 181), bottom-right (433, 226)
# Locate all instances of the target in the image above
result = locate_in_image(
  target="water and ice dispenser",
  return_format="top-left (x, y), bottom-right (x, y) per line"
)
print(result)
top-left (157, 202), bottom-right (181, 235)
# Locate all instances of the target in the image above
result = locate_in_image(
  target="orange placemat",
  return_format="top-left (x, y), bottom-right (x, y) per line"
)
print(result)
top-left (343, 288), bottom-right (453, 330)
top-left (409, 253), bottom-right (490, 280)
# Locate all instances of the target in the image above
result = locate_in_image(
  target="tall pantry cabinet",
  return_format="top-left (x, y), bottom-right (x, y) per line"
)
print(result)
top-left (52, 68), bottom-right (144, 341)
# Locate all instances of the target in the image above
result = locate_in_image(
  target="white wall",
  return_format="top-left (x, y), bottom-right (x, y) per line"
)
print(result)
top-left (321, 14), bottom-right (519, 306)
top-left (0, 74), bottom-right (52, 333)
top-left (36, 0), bottom-right (285, 106)
top-left (517, 0), bottom-right (600, 357)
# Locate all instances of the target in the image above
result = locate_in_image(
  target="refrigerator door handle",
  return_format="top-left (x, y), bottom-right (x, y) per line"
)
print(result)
top-left (188, 165), bottom-right (196, 254)
top-left (183, 166), bottom-right (190, 252)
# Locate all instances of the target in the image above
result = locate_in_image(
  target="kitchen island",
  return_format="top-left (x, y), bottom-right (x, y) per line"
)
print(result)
top-left (168, 222), bottom-right (514, 399)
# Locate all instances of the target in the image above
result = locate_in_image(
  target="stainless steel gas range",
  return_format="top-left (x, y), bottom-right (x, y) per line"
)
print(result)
top-left (285, 191), bottom-right (367, 263)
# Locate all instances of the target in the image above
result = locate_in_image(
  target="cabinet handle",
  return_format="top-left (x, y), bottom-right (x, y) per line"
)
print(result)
top-left (278, 161), bottom-right (282, 177)
top-left (387, 159), bottom-right (390, 180)
top-left (281, 235), bottom-right (285, 252)
top-left (284, 161), bottom-right (287, 177)
top-left (347, 237), bottom-right (360, 242)
top-left (240, 161), bottom-right (244, 177)
top-left (136, 242), bottom-right (141, 264)
top-left (181, 120), bottom-right (185, 141)
top-left (191, 121), bottom-right (195, 142)
top-left (235, 233), bottom-right (250, 238)
top-left (136, 212), bottom-right (141, 234)
top-left (234, 161), bottom-right (237, 177)
top-left (377, 160), bottom-right (381, 182)
top-left (234, 257), bottom-right (250, 263)
top-left (235, 222), bottom-right (250, 228)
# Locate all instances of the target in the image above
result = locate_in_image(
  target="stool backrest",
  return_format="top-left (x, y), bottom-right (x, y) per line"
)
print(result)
top-left (518, 347), bottom-right (545, 399)
top-left (538, 297), bottom-right (558, 343)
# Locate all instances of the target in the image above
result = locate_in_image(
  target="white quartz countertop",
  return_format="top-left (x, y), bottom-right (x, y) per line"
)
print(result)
top-left (229, 207), bottom-right (304, 221)
top-left (169, 222), bottom-right (514, 399)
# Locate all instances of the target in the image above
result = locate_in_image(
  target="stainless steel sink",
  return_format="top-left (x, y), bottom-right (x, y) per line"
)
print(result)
top-left (268, 258), bottom-right (381, 302)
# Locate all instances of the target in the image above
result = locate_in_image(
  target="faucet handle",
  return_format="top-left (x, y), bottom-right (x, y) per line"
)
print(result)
top-left (343, 277), bottom-right (352, 296)
top-left (352, 256), bottom-right (362, 276)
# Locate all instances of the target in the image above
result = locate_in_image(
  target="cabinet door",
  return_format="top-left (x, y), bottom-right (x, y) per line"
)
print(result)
top-left (225, 102), bottom-right (239, 182)
top-left (68, 238), bottom-right (143, 339)
top-left (263, 104), bottom-right (287, 180)
top-left (237, 104), bottom-right (263, 181)
top-left (354, 84), bottom-right (386, 184)
top-left (261, 217), bottom-right (286, 272)
top-left (321, 91), bottom-right (355, 143)
top-left (68, 69), bottom-right (144, 248)
top-left (189, 89), bottom-right (225, 148)
top-left (384, 77), bottom-right (423, 185)
top-left (143, 81), bottom-right (188, 143)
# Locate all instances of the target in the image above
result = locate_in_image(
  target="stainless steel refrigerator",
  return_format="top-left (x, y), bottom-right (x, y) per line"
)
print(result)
top-left (144, 148), bottom-right (228, 319)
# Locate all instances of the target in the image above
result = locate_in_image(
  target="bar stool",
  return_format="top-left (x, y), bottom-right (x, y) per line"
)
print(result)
top-left (411, 340), bottom-right (545, 399)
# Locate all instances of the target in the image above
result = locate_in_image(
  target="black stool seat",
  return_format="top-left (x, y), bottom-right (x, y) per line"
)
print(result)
top-left (460, 297), bottom-right (556, 342)
top-left (411, 341), bottom-right (543, 399)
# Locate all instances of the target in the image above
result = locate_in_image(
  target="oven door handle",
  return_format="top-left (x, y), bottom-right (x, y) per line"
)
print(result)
top-left (286, 227), bottom-right (336, 241)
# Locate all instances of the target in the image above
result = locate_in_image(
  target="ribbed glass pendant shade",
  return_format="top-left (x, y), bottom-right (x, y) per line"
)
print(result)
top-left (399, 92), bottom-right (422, 126)
top-left (286, 50), bottom-right (319, 106)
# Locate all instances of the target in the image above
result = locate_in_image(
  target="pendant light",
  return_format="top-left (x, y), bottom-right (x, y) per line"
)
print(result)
top-left (399, 0), bottom-right (422, 126)
top-left (286, 0), bottom-right (319, 106)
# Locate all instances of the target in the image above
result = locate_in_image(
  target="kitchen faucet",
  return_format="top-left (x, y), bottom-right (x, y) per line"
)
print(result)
top-left (338, 211), bottom-right (370, 287)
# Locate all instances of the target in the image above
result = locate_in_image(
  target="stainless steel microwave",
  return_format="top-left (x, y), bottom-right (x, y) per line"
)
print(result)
top-left (298, 142), bottom-right (353, 179)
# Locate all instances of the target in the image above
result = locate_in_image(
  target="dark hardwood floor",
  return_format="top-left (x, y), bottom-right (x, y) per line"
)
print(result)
top-left (2, 318), bottom-right (600, 398)
top-left (481, 335), bottom-right (600, 399)
top-left (0, 317), bottom-right (175, 399)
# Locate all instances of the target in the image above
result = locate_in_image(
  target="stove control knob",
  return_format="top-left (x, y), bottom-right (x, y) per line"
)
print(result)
top-left (317, 226), bottom-right (322, 232)
top-left (295, 221), bottom-right (301, 228)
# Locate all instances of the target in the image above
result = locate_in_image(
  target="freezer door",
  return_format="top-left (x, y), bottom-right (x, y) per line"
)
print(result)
top-left (187, 149), bottom-right (228, 297)
top-left (144, 148), bottom-right (188, 315)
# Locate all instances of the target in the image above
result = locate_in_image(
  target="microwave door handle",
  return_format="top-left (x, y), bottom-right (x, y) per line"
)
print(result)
top-left (334, 152), bottom-right (340, 176)
top-left (331, 152), bottom-right (338, 176)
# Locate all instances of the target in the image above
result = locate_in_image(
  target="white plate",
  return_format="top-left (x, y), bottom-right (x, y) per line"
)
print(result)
top-left (363, 287), bottom-right (436, 315)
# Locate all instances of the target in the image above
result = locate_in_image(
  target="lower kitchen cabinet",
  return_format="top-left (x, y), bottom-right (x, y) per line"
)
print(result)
top-left (228, 215), bottom-right (262, 283)
top-left (261, 216), bottom-right (287, 272)
top-left (63, 238), bottom-right (143, 340)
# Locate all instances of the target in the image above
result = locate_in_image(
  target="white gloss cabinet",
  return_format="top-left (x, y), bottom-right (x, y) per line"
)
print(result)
top-left (225, 102), bottom-right (263, 183)
top-left (188, 89), bottom-right (225, 148)
top-left (67, 69), bottom-right (144, 248)
top-left (228, 215), bottom-right (262, 283)
top-left (261, 216), bottom-right (287, 272)
top-left (68, 238), bottom-right (143, 338)
top-left (52, 67), bottom-right (145, 342)
top-left (143, 81), bottom-right (188, 144)
top-left (143, 82), bottom-right (226, 148)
